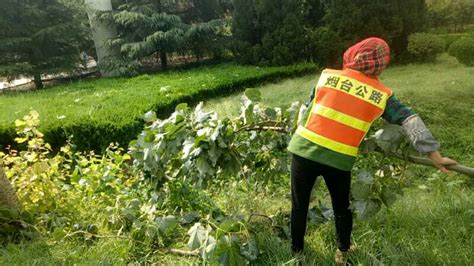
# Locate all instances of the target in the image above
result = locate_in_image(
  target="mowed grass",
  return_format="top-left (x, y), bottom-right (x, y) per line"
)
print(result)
top-left (1, 55), bottom-right (472, 265)
top-left (0, 63), bottom-right (313, 150)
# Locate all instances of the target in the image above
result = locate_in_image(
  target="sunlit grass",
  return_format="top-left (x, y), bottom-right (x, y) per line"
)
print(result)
top-left (1, 54), bottom-right (472, 265)
top-left (0, 63), bottom-right (314, 150)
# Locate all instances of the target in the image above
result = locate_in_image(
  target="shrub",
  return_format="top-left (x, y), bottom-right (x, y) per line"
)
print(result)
top-left (0, 63), bottom-right (316, 151)
top-left (448, 38), bottom-right (474, 66)
top-left (407, 33), bottom-right (445, 62)
top-left (437, 33), bottom-right (472, 49)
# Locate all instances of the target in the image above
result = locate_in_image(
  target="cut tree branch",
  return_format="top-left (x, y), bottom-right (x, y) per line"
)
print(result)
top-left (389, 152), bottom-right (474, 177)
top-left (234, 124), bottom-right (474, 177)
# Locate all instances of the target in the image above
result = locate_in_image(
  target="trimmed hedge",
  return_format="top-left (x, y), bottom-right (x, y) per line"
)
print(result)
top-left (407, 33), bottom-right (445, 63)
top-left (0, 63), bottom-right (316, 151)
top-left (437, 33), bottom-right (474, 49)
top-left (448, 38), bottom-right (474, 66)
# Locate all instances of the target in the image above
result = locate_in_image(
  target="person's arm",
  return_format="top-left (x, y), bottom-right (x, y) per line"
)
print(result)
top-left (382, 95), bottom-right (457, 172)
top-left (304, 86), bottom-right (316, 107)
top-left (297, 86), bottom-right (316, 124)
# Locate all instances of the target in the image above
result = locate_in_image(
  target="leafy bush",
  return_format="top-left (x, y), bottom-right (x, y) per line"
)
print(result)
top-left (437, 33), bottom-right (473, 49)
top-left (448, 38), bottom-right (474, 66)
top-left (407, 33), bottom-right (445, 62)
top-left (0, 63), bottom-right (315, 151)
top-left (0, 111), bottom-right (146, 238)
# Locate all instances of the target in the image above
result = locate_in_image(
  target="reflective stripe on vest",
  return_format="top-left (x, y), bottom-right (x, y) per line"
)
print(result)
top-left (297, 68), bottom-right (393, 157)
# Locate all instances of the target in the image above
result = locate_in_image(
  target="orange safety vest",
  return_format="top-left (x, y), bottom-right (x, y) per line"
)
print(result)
top-left (296, 68), bottom-right (393, 157)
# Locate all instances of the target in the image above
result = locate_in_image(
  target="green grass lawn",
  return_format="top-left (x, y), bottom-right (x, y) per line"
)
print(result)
top-left (1, 54), bottom-right (472, 265)
top-left (0, 63), bottom-right (314, 151)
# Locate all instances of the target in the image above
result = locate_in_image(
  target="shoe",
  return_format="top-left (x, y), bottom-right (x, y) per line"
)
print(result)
top-left (335, 248), bottom-right (348, 266)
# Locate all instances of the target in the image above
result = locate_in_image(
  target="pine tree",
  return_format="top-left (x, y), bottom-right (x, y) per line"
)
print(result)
top-left (324, 0), bottom-right (428, 59)
top-left (109, 0), bottom-right (187, 70)
top-left (184, 19), bottom-right (229, 61)
top-left (108, 0), bottom-right (229, 70)
top-left (0, 0), bottom-right (89, 89)
top-left (304, 0), bottom-right (328, 27)
top-left (232, 0), bottom-right (308, 66)
top-left (179, 0), bottom-right (229, 61)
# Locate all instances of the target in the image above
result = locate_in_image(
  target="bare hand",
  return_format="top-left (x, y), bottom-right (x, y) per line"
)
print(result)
top-left (428, 151), bottom-right (458, 173)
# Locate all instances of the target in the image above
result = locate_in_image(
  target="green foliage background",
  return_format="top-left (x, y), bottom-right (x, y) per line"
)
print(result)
top-left (0, 0), bottom-right (89, 88)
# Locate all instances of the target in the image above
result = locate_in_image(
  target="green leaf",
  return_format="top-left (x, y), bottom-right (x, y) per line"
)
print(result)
top-left (244, 103), bottom-right (254, 124)
top-left (155, 215), bottom-right (177, 234)
top-left (144, 131), bottom-right (155, 143)
top-left (196, 157), bottom-right (215, 177)
top-left (351, 181), bottom-right (371, 200)
top-left (219, 220), bottom-right (240, 233)
top-left (360, 138), bottom-right (377, 153)
top-left (187, 222), bottom-right (207, 250)
top-left (175, 103), bottom-right (189, 112)
top-left (244, 88), bottom-right (262, 102)
top-left (14, 119), bottom-right (26, 128)
top-left (307, 206), bottom-right (326, 225)
top-left (180, 212), bottom-right (200, 225)
top-left (264, 108), bottom-right (277, 120)
top-left (381, 186), bottom-right (398, 207)
top-left (201, 234), bottom-right (217, 262)
top-left (357, 170), bottom-right (374, 184)
top-left (373, 124), bottom-right (405, 153)
top-left (353, 199), bottom-right (382, 220)
top-left (215, 235), bottom-right (246, 266)
top-left (14, 137), bottom-right (28, 144)
top-left (240, 237), bottom-right (259, 261)
top-left (70, 168), bottom-right (80, 183)
top-left (320, 203), bottom-right (334, 220)
top-left (143, 111), bottom-right (157, 123)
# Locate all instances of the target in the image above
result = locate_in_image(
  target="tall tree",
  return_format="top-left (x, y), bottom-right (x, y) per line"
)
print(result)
top-left (106, 0), bottom-right (229, 70)
top-left (86, 0), bottom-right (120, 77)
top-left (0, 0), bottom-right (89, 89)
top-left (232, 0), bottom-right (308, 66)
top-left (304, 0), bottom-right (328, 27)
top-left (427, 0), bottom-right (474, 32)
top-left (324, 0), bottom-right (428, 59)
top-left (107, 0), bottom-right (187, 70)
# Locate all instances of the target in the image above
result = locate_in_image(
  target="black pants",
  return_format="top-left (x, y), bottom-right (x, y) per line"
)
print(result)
top-left (291, 154), bottom-right (353, 252)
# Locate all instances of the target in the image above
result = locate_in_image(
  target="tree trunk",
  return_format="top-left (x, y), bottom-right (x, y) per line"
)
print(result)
top-left (0, 167), bottom-right (21, 210)
top-left (33, 72), bottom-right (43, 89)
top-left (160, 52), bottom-right (168, 70)
top-left (86, 0), bottom-right (120, 77)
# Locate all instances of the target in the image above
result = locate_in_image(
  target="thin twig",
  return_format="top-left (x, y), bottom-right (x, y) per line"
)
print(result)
top-left (168, 248), bottom-right (199, 256)
top-left (238, 121), bottom-right (287, 133)
top-left (248, 213), bottom-right (273, 224)
top-left (63, 230), bottom-right (130, 240)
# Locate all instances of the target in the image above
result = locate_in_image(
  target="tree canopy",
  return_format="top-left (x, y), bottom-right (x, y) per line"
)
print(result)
top-left (0, 0), bottom-right (89, 89)
top-left (103, 0), bottom-right (229, 71)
